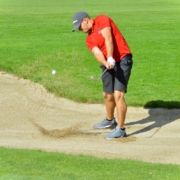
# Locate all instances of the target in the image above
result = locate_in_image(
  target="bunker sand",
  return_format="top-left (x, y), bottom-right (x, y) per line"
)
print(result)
top-left (0, 71), bottom-right (180, 164)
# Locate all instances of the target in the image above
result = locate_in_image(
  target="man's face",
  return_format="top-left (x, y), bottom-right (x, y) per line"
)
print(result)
top-left (78, 18), bottom-right (91, 33)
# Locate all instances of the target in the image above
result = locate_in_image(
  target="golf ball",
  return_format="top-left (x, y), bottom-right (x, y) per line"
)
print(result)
top-left (52, 70), bottom-right (56, 74)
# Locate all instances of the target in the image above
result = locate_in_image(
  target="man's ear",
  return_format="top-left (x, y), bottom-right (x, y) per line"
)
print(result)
top-left (83, 17), bottom-right (89, 23)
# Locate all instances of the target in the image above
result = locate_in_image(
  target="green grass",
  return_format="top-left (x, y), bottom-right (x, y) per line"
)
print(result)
top-left (0, 0), bottom-right (180, 107)
top-left (0, 147), bottom-right (180, 180)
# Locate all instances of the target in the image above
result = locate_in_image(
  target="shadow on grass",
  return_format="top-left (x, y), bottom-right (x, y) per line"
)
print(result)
top-left (144, 100), bottom-right (180, 109)
top-left (126, 100), bottom-right (180, 136)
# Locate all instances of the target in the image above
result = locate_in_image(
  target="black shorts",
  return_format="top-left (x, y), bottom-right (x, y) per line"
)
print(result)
top-left (101, 54), bottom-right (133, 93)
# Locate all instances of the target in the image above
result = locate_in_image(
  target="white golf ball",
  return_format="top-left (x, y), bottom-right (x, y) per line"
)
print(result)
top-left (52, 70), bottom-right (56, 75)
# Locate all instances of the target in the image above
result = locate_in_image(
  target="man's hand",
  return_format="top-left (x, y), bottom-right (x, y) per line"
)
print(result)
top-left (106, 56), bottom-right (115, 69)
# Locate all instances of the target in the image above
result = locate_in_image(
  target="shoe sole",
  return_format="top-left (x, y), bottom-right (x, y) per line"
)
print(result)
top-left (94, 124), bottom-right (117, 129)
top-left (105, 133), bottom-right (127, 140)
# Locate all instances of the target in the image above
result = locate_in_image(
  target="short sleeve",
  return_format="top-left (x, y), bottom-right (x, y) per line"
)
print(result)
top-left (86, 37), bottom-right (96, 52)
top-left (97, 15), bottom-right (111, 30)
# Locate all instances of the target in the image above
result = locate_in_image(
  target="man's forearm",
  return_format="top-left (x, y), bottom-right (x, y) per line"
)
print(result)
top-left (92, 46), bottom-right (114, 69)
top-left (94, 53), bottom-right (107, 66)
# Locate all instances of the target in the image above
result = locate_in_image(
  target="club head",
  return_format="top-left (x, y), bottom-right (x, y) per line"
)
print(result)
top-left (90, 76), bottom-right (99, 81)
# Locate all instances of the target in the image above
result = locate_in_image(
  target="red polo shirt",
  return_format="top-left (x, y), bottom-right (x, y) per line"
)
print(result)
top-left (86, 15), bottom-right (132, 62)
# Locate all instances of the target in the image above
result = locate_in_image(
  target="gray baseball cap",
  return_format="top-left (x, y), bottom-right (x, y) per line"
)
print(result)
top-left (72, 11), bottom-right (89, 32)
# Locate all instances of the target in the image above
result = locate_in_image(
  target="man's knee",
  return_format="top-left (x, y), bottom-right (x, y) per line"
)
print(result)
top-left (103, 92), bottom-right (114, 101)
top-left (114, 90), bottom-right (125, 102)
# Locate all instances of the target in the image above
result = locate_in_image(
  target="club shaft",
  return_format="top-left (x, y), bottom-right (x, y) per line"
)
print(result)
top-left (100, 68), bottom-right (107, 78)
top-left (90, 68), bottom-right (108, 81)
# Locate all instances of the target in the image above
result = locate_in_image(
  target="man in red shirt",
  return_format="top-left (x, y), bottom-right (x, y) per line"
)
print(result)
top-left (72, 11), bottom-right (133, 139)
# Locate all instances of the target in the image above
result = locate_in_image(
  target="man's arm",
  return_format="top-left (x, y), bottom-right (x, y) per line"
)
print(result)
top-left (101, 27), bottom-right (113, 58)
top-left (101, 27), bottom-right (115, 68)
top-left (92, 46), bottom-right (113, 69)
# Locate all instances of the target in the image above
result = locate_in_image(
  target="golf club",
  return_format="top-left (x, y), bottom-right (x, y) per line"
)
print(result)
top-left (90, 68), bottom-right (107, 81)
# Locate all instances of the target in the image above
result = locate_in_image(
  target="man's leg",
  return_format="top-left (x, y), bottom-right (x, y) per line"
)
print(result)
top-left (114, 90), bottom-right (127, 128)
top-left (94, 67), bottom-right (117, 129)
top-left (94, 92), bottom-right (117, 129)
top-left (105, 90), bottom-right (127, 139)
top-left (103, 92), bottom-right (115, 120)
top-left (105, 55), bottom-right (133, 139)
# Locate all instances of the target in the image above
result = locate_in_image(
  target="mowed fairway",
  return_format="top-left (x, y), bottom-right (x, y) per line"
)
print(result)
top-left (0, 0), bottom-right (180, 179)
top-left (1, 0), bottom-right (180, 106)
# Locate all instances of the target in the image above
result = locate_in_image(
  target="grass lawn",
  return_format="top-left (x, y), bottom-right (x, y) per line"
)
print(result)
top-left (0, 147), bottom-right (180, 180)
top-left (0, 0), bottom-right (180, 107)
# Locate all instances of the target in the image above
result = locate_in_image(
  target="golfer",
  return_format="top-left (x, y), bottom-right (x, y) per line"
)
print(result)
top-left (72, 11), bottom-right (133, 139)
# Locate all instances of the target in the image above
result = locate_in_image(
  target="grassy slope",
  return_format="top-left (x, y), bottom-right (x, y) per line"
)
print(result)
top-left (1, 0), bottom-right (180, 107)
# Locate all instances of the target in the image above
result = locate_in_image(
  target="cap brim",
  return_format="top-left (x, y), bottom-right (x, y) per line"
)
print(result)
top-left (72, 22), bottom-right (81, 32)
